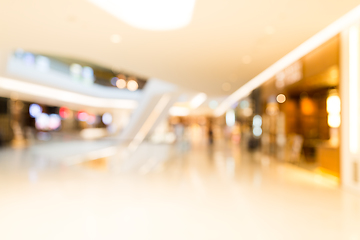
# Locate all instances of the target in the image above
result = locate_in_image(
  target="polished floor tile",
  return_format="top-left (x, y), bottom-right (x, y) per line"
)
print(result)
top-left (0, 141), bottom-right (359, 240)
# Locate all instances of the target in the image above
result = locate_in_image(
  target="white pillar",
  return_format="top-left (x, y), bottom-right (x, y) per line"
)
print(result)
top-left (340, 23), bottom-right (360, 191)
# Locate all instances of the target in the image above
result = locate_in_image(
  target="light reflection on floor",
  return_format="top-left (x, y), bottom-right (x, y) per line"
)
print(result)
top-left (0, 141), bottom-right (359, 240)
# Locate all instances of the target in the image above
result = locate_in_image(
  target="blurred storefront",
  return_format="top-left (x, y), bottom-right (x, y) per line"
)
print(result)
top-left (0, 95), bottom-right (131, 147)
top-left (168, 115), bottom-right (219, 147)
top-left (259, 36), bottom-right (341, 178)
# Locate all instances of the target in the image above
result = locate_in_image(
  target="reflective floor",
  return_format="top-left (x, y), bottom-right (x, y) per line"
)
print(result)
top-left (0, 141), bottom-right (360, 240)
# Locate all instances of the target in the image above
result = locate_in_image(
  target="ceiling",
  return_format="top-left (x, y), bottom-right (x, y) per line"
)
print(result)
top-left (1, 0), bottom-right (360, 96)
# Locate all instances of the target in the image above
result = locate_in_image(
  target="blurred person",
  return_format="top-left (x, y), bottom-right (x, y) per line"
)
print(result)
top-left (174, 120), bottom-right (188, 152)
top-left (231, 122), bottom-right (241, 144)
top-left (174, 121), bottom-right (184, 142)
top-left (9, 100), bottom-right (26, 148)
top-left (208, 120), bottom-right (214, 145)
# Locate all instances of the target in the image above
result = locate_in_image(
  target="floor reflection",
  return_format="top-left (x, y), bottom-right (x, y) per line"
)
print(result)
top-left (0, 141), bottom-right (359, 240)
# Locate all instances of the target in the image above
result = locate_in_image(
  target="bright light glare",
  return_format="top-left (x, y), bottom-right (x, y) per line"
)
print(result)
top-left (169, 106), bottom-right (190, 116)
top-left (35, 113), bottom-right (50, 130)
top-left (253, 127), bottom-right (262, 137)
top-left (127, 80), bottom-right (139, 91)
top-left (328, 114), bottom-right (341, 128)
top-left (59, 107), bottom-right (70, 119)
top-left (215, 4), bottom-right (360, 116)
top-left (253, 115), bottom-right (262, 127)
top-left (190, 93), bottom-right (207, 109)
top-left (116, 79), bottom-right (127, 89)
top-left (88, 0), bottom-right (196, 31)
top-left (102, 112), bottom-right (113, 125)
top-left (78, 111), bottom-right (89, 122)
top-left (226, 110), bottom-right (235, 127)
top-left (276, 94), bottom-right (286, 103)
top-left (326, 95), bottom-right (341, 114)
top-left (49, 114), bottom-right (61, 130)
top-left (29, 104), bottom-right (42, 118)
top-left (349, 25), bottom-right (359, 154)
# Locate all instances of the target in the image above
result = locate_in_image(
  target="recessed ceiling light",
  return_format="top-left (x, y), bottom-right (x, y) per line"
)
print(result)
top-left (265, 26), bottom-right (275, 35)
top-left (116, 79), bottom-right (127, 89)
top-left (222, 82), bottom-right (231, 91)
top-left (88, 0), bottom-right (196, 31)
top-left (242, 55), bottom-right (252, 64)
top-left (276, 94), bottom-right (286, 103)
top-left (110, 34), bottom-right (121, 43)
top-left (127, 80), bottom-right (139, 91)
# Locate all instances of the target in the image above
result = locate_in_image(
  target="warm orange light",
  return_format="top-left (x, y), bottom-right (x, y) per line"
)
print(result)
top-left (276, 94), bottom-right (286, 103)
top-left (300, 97), bottom-right (315, 115)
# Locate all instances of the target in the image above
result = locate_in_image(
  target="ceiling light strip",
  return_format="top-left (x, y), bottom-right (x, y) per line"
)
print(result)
top-left (0, 77), bottom-right (138, 109)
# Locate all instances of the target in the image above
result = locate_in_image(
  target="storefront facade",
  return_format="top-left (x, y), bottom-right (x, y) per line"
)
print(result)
top-left (258, 36), bottom-right (341, 179)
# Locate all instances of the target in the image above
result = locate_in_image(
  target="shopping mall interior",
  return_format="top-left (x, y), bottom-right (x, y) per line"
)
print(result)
top-left (2, 0), bottom-right (360, 239)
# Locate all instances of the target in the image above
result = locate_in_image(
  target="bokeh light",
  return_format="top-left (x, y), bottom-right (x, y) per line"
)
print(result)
top-left (70, 63), bottom-right (82, 79)
top-left (276, 94), bottom-right (286, 103)
top-left (116, 79), bottom-right (127, 89)
top-left (102, 112), bottom-right (113, 125)
top-left (35, 113), bottom-right (50, 130)
top-left (226, 110), bottom-right (235, 127)
top-left (127, 80), bottom-right (139, 91)
top-left (87, 114), bottom-right (97, 125)
top-left (253, 115), bottom-right (262, 127)
top-left (326, 95), bottom-right (341, 114)
top-left (209, 100), bottom-right (218, 109)
top-left (35, 56), bottom-right (50, 72)
top-left (59, 107), bottom-right (70, 119)
top-left (111, 77), bottom-right (118, 86)
top-left (77, 111), bottom-right (89, 122)
top-left (328, 114), bottom-right (341, 128)
top-left (253, 127), bottom-right (262, 137)
top-left (29, 104), bottom-right (42, 118)
top-left (49, 114), bottom-right (61, 130)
